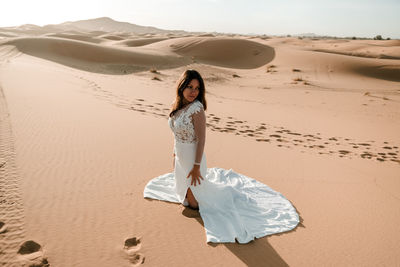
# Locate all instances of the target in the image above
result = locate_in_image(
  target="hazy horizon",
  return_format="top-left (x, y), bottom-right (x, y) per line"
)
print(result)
top-left (1, 0), bottom-right (399, 39)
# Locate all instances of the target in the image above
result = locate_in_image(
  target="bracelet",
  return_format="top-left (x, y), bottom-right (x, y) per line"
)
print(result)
top-left (194, 162), bottom-right (201, 166)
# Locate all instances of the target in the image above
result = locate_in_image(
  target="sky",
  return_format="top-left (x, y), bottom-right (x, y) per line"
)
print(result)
top-left (1, 0), bottom-right (399, 38)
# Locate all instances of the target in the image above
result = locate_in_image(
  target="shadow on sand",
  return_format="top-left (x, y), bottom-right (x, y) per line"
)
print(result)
top-left (181, 204), bottom-right (304, 267)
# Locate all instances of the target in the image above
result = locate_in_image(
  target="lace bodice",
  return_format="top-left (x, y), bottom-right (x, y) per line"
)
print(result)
top-left (168, 100), bottom-right (204, 144)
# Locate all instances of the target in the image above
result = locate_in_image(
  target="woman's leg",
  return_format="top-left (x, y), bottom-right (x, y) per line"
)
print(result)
top-left (186, 188), bottom-right (198, 209)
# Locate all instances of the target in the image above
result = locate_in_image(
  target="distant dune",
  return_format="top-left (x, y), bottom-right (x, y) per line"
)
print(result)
top-left (55, 16), bottom-right (183, 35)
top-left (113, 37), bottom-right (171, 47)
top-left (147, 37), bottom-right (275, 69)
top-left (0, 37), bottom-right (190, 73)
top-left (0, 19), bottom-right (399, 81)
top-left (44, 33), bottom-right (105, 44)
top-left (98, 34), bottom-right (126, 41)
top-left (0, 35), bottom-right (276, 73)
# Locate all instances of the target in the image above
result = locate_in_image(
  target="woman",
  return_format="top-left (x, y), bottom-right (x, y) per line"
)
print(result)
top-left (169, 70), bottom-right (207, 209)
top-left (144, 70), bottom-right (299, 243)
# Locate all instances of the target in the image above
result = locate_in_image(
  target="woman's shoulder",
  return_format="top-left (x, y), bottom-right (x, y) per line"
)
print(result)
top-left (188, 100), bottom-right (204, 114)
top-left (193, 99), bottom-right (204, 109)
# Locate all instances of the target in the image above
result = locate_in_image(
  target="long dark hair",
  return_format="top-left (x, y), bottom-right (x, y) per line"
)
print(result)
top-left (169, 69), bottom-right (207, 117)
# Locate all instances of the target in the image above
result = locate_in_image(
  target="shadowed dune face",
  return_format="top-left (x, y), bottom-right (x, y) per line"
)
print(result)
top-left (354, 65), bottom-right (400, 82)
top-left (114, 37), bottom-right (170, 47)
top-left (99, 34), bottom-right (126, 41)
top-left (300, 39), bottom-right (400, 60)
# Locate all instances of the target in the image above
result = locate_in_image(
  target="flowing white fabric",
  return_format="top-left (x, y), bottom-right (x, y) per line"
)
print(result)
top-left (143, 100), bottom-right (299, 243)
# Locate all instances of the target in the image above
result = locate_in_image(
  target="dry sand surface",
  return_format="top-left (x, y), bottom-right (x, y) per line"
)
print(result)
top-left (0, 20), bottom-right (400, 267)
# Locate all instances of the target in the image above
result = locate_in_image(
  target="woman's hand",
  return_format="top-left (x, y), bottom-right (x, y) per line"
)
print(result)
top-left (187, 165), bottom-right (204, 186)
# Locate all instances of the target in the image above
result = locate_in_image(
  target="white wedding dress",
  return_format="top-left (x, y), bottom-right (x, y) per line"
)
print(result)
top-left (143, 100), bottom-right (299, 243)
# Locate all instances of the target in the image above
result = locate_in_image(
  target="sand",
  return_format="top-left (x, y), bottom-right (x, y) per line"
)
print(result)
top-left (0, 18), bottom-right (399, 266)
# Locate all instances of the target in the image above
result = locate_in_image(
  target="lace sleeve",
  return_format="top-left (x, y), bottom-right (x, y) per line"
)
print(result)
top-left (191, 101), bottom-right (206, 164)
top-left (186, 100), bottom-right (204, 116)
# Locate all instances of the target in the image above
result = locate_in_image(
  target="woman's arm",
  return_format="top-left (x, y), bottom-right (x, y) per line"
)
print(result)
top-left (193, 109), bottom-right (206, 164)
top-left (186, 108), bottom-right (206, 186)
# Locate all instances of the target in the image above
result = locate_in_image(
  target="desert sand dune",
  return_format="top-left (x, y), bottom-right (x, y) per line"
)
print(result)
top-left (87, 30), bottom-right (109, 36)
top-left (256, 37), bottom-right (400, 83)
top-left (59, 30), bottom-right (89, 35)
top-left (295, 49), bottom-right (400, 82)
top-left (0, 36), bottom-right (191, 73)
top-left (0, 36), bottom-right (277, 73)
top-left (267, 37), bottom-right (400, 60)
top-left (310, 47), bottom-right (400, 60)
top-left (98, 34), bottom-right (126, 41)
top-left (196, 33), bottom-right (216, 37)
top-left (44, 33), bottom-right (106, 44)
top-left (0, 19), bottom-right (399, 266)
top-left (113, 37), bottom-right (171, 47)
top-left (148, 37), bottom-right (275, 69)
top-left (0, 32), bottom-right (18, 38)
top-left (352, 64), bottom-right (400, 82)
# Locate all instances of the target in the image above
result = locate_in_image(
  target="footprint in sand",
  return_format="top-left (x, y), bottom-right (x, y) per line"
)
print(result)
top-left (269, 134), bottom-right (281, 138)
top-left (0, 158), bottom-right (5, 168)
top-left (17, 240), bottom-right (49, 267)
top-left (224, 127), bottom-right (236, 132)
top-left (123, 237), bottom-right (145, 266)
top-left (0, 221), bottom-right (7, 234)
top-left (358, 143), bottom-right (371, 146)
top-left (287, 132), bottom-right (301, 136)
top-left (256, 138), bottom-right (270, 142)
top-left (360, 152), bottom-right (373, 159)
top-left (130, 107), bottom-right (146, 113)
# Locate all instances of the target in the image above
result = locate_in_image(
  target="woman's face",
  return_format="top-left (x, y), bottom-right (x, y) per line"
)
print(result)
top-left (182, 79), bottom-right (200, 103)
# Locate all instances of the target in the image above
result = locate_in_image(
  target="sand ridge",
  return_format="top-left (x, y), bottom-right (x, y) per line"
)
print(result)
top-left (1, 81), bottom-right (47, 266)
